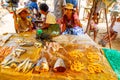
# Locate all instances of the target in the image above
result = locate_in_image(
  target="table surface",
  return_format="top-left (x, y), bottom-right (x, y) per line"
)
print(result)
top-left (0, 32), bottom-right (118, 80)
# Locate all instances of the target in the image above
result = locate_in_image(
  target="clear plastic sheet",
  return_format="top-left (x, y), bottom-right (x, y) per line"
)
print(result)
top-left (0, 32), bottom-right (117, 80)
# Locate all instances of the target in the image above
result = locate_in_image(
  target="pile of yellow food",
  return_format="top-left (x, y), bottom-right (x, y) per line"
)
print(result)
top-left (57, 44), bottom-right (117, 80)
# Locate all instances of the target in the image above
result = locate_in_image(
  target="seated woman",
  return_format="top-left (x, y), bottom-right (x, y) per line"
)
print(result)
top-left (39, 3), bottom-right (60, 36)
top-left (99, 16), bottom-right (120, 47)
top-left (60, 3), bottom-right (84, 35)
top-left (13, 8), bottom-right (33, 33)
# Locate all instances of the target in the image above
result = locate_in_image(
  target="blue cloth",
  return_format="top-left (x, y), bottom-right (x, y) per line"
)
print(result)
top-left (26, 1), bottom-right (38, 10)
top-left (66, 0), bottom-right (78, 8)
top-left (62, 26), bottom-right (84, 35)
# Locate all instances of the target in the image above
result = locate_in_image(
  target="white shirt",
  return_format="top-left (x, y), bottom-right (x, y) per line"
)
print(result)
top-left (113, 22), bottom-right (120, 33)
top-left (46, 12), bottom-right (56, 24)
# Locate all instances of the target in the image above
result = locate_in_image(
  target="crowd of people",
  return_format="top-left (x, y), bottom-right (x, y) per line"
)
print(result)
top-left (12, 0), bottom-right (84, 36)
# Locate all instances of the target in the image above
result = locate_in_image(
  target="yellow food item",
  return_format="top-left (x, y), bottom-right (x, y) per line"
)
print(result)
top-left (88, 63), bottom-right (103, 74)
top-left (68, 50), bottom-right (84, 58)
top-left (87, 52), bottom-right (99, 62)
top-left (70, 61), bottom-right (85, 72)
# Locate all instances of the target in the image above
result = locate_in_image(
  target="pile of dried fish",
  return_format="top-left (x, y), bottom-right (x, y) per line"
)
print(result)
top-left (1, 56), bottom-right (18, 68)
top-left (11, 47), bottom-right (26, 58)
top-left (15, 58), bottom-right (34, 73)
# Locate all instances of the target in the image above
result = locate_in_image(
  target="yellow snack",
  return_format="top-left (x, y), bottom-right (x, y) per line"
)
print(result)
top-left (68, 50), bottom-right (84, 58)
top-left (87, 52), bottom-right (99, 62)
top-left (87, 63), bottom-right (103, 73)
top-left (70, 61), bottom-right (85, 72)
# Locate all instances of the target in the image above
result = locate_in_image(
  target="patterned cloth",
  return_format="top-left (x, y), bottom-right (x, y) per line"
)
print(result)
top-left (62, 26), bottom-right (84, 35)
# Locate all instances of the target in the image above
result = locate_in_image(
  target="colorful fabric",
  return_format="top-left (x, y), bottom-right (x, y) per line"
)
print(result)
top-left (26, 1), bottom-right (38, 10)
top-left (62, 26), bottom-right (84, 35)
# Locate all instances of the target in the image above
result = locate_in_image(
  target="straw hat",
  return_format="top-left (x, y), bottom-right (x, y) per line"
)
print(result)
top-left (65, 3), bottom-right (74, 10)
top-left (16, 8), bottom-right (29, 15)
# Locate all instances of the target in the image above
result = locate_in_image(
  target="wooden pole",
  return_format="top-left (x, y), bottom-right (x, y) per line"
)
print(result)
top-left (104, 8), bottom-right (112, 49)
top-left (85, 0), bottom-right (96, 33)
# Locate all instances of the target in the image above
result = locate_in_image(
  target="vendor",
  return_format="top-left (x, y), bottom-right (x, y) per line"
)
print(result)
top-left (39, 3), bottom-right (56, 29)
top-left (13, 8), bottom-right (33, 33)
top-left (39, 3), bottom-right (60, 36)
top-left (61, 3), bottom-right (84, 35)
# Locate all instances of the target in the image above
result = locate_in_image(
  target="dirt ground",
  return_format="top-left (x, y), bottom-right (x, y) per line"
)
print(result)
top-left (0, 7), bottom-right (120, 50)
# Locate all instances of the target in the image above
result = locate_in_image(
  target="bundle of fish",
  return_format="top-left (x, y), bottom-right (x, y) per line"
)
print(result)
top-left (11, 47), bottom-right (26, 58)
top-left (19, 41), bottom-right (34, 47)
top-left (15, 58), bottom-right (34, 73)
top-left (1, 56), bottom-right (19, 68)
top-left (34, 57), bottom-right (49, 73)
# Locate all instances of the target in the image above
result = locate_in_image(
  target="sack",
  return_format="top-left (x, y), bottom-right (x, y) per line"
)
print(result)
top-left (42, 24), bottom-right (60, 37)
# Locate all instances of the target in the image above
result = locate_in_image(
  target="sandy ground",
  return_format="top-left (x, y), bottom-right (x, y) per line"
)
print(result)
top-left (82, 21), bottom-right (120, 50)
top-left (0, 7), bottom-right (120, 50)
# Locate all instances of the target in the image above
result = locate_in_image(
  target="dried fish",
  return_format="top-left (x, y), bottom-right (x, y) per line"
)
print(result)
top-left (15, 58), bottom-right (29, 71)
top-left (53, 58), bottom-right (66, 72)
top-left (23, 59), bottom-right (30, 72)
top-left (11, 48), bottom-right (26, 57)
top-left (19, 42), bottom-right (34, 47)
top-left (35, 57), bottom-right (49, 72)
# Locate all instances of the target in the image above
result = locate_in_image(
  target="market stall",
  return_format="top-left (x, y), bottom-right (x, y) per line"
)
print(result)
top-left (0, 32), bottom-right (117, 80)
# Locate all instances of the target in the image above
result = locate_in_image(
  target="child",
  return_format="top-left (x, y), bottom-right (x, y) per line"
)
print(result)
top-left (89, 13), bottom-right (99, 41)
top-left (13, 8), bottom-right (33, 33)
top-left (39, 3), bottom-right (60, 36)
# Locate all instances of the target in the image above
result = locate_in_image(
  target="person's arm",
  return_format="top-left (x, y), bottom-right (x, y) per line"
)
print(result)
top-left (60, 17), bottom-right (66, 32)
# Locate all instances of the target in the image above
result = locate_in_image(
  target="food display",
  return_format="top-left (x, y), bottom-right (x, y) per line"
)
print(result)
top-left (0, 32), bottom-right (118, 80)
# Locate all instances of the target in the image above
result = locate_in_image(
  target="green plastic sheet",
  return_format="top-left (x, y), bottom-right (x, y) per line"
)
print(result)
top-left (102, 48), bottom-right (120, 80)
